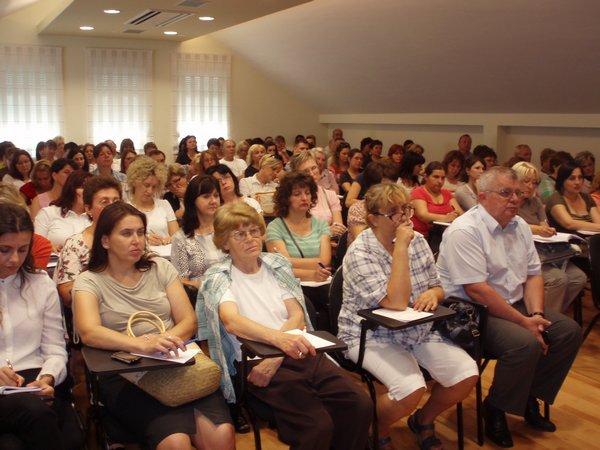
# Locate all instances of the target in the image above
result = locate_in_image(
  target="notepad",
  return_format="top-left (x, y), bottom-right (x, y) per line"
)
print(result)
top-left (300, 277), bottom-right (332, 288)
top-left (372, 307), bottom-right (433, 322)
top-left (533, 232), bottom-right (585, 243)
top-left (0, 386), bottom-right (42, 395)
top-left (131, 347), bottom-right (200, 364)
top-left (285, 329), bottom-right (336, 349)
top-left (148, 244), bottom-right (172, 258)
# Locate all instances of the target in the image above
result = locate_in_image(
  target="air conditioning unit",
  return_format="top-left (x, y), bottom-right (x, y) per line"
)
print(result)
top-left (126, 10), bottom-right (194, 28)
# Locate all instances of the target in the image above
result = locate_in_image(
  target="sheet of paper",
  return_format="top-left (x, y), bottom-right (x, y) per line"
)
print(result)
top-left (300, 276), bottom-right (332, 288)
top-left (577, 229), bottom-right (599, 236)
top-left (285, 329), bottom-right (336, 349)
top-left (148, 244), bottom-right (172, 259)
top-left (533, 232), bottom-right (583, 243)
top-left (372, 307), bottom-right (433, 322)
top-left (131, 347), bottom-right (200, 364)
top-left (0, 386), bottom-right (43, 395)
top-left (432, 221), bottom-right (451, 227)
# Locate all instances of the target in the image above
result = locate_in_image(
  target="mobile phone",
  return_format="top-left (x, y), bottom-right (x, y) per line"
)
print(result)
top-left (542, 330), bottom-right (550, 345)
top-left (111, 351), bottom-right (141, 364)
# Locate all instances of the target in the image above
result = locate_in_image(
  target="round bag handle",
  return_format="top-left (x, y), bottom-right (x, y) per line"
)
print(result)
top-left (126, 310), bottom-right (166, 337)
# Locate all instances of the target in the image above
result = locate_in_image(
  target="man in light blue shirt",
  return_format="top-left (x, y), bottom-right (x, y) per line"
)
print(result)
top-left (437, 166), bottom-right (581, 448)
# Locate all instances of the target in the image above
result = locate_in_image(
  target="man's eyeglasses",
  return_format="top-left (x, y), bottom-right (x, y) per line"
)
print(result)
top-left (486, 189), bottom-right (525, 199)
top-left (373, 205), bottom-right (415, 222)
top-left (230, 227), bottom-right (262, 241)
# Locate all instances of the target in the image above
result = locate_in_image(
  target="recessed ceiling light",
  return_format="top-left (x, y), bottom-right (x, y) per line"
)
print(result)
top-left (164, 31), bottom-right (178, 35)
top-left (198, 16), bottom-right (214, 21)
top-left (80, 26), bottom-right (94, 31)
top-left (104, 9), bottom-right (120, 14)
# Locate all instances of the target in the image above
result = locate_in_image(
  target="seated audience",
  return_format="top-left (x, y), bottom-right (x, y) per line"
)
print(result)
top-left (3, 149), bottom-right (33, 189)
top-left (91, 142), bottom-right (127, 183)
top-left (386, 143), bottom-right (404, 169)
top-left (0, 203), bottom-right (83, 450)
top-left (411, 162), bottom-right (463, 252)
top-left (591, 170), bottom-right (600, 207)
top-left (83, 143), bottom-right (96, 171)
top-left (339, 183), bottom-right (478, 450)
top-left (176, 135), bottom-right (198, 165)
top-left (329, 141), bottom-right (350, 182)
top-left (120, 147), bottom-right (137, 175)
top-left (345, 159), bottom-right (398, 209)
top-left (220, 140), bottom-right (247, 179)
top-left (30, 158), bottom-right (78, 218)
top-left (473, 145), bottom-right (498, 169)
top-left (513, 144), bottom-right (533, 162)
top-left (545, 161), bottom-right (600, 234)
top-left (20, 160), bottom-right (53, 205)
top-left (339, 149), bottom-right (363, 194)
top-left (55, 176), bottom-right (122, 307)
top-left (398, 150), bottom-right (425, 194)
top-left (198, 202), bottom-right (372, 450)
top-left (454, 155), bottom-right (486, 211)
top-left (244, 144), bottom-right (266, 178)
top-left (314, 148), bottom-right (339, 194)
top-left (66, 147), bottom-right (89, 172)
top-left (266, 172), bottom-right (332, 282)
top-left (171, 176), bottom-right (225, 289)
top-left (0, 183), bottom-right (52, 270)
top-left (537, 151), bottom-right (574, 203)
top-left (163, 163), bottom-right (188, 222)
top-left (513, 162), bottom-right (586, 313)
top-left (73, 202), bottom-right (234, 450)
top-left (437, 166), bottom-right (582, 448)
top-left (148, 149), bottom-right (166, 164)
top-left (235, 140), bottom-right (250, 163)
top-left (207, 164), bottom-right (262, 214)
top-left (575, 151), bottom-right (595, 193)
top-left (127, 156), bottom-right (179, 246)
top-left (457, 134), bottom-right (472, 156)
top-left (441, 150), bottom-right (465, 192)
top-left (34, 171), bottom-right (92, 252)
top-left (289, 151), bottom-right (346, 237)
top-left (239, 155), bottom-right (282, 217)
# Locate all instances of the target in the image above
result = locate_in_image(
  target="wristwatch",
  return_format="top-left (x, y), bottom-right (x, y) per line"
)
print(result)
top-left (528, 311), bottom-right (545, 318)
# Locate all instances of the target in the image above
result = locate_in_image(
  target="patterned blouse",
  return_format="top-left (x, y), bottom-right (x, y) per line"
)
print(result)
top-left (55, 233), bottom-right (90, 285)
top-left (170, 228), bottom-right (225, 282)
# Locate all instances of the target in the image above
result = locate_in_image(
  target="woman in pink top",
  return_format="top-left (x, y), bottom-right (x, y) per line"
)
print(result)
top-left (411, 161), bottom-right (463, 252)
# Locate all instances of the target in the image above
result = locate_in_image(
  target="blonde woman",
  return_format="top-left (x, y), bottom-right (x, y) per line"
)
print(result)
top-left (239, 155), bottom-right (282, 216)
top-left (244, 144), bottom-right (266, 178)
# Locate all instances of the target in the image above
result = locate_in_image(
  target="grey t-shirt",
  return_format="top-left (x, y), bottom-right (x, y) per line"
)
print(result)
top-left (73, 257), bottom-right (178, 336)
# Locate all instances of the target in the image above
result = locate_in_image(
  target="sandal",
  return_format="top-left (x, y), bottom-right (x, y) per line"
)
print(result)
top-left (368, 435), bottom-right (395, 450)
top-left (407, 410), bottom-right (443, 450)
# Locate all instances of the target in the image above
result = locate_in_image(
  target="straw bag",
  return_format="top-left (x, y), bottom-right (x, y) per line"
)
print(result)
top-left (122, 310), bottom-right (222, 407)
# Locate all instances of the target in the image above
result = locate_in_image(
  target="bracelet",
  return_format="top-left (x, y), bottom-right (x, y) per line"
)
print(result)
top-left (528, 312), bottom-right (545, 318)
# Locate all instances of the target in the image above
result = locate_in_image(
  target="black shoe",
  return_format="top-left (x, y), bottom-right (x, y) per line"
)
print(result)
top-left (234, 413), bottom-right (251, 434)
top-left (524, 397), bottom-right (556, 432)
top-left (483, 399), bottom-right (514, 448)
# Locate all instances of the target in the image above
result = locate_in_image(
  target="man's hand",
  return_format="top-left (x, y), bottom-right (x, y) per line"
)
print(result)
top-left (274, 332), bottom-right (316, 359)
top-left (522, 316), bottom-right (551, 355)
top-left (247, 358), bottom-right (283, 387)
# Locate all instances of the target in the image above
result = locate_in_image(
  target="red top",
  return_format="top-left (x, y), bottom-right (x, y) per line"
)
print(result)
top-left (31, 233), bottom-right (52, 270)
top-left (410, 186), bottom-right (455, 237)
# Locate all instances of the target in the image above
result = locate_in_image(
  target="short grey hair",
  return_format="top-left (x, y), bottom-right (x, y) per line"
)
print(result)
top-left (479, 166), bottom-right (517, 192)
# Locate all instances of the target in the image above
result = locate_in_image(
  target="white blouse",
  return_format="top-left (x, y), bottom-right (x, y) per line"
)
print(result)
top-left (34, 205), bottom-right (91, 246)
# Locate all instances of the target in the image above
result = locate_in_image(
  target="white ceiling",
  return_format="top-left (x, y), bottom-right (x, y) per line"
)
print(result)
top-left (10, 0), bottom-right (600, 115)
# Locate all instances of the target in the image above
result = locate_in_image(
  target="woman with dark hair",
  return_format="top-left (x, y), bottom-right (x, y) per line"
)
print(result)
top-left (119, 138), bottom-right (135, 157)
top-left (454, 155), bottom-right (486, 211)
top-left (386, 144), bottom-right (405, 168)
top-left (329, 141), bottom-right (350, 182)
top-left (73, 202), bottom-right (234, 450)
top-left (83, 143), bottom-right (96, 170)
top-left (55, 176), bottom-right (122, 306)
top-left (20, 160), bottom-right (53, 205)
top-left (266, 172), bottom-right (332, 282)
top-left (398, 151), bottom-right (426, 194)
top-left (66, 147), bottom-right (89, 172)
top-left (441, 150), bottom-right (465, 192)
top-left (34, 171), bottom-right (92, 252)
top-left (3, 149), bottom-right (34, 189)
top-left (546, 161), bottom-right (600, 233)
top-left (206, 164), bottom-right (262, 213)
top-left (30, 158), bottom-right (78, 218)
top-left (176, 135), bottom-right (198, 165)
top-left (120, 148), bottom-right (137, 175)
top-left (339, 148), bottom-right (364, 194)
top-left (170, 175), bottom-right (224, 289)
top-left (35, 140), bottom-right (47, 161)
top-left (0, 203), bottom-right (80, 450)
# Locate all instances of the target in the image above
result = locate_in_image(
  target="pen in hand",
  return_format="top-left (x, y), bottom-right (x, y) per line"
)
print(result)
top-left (5, 359), bottom-right (23, 387)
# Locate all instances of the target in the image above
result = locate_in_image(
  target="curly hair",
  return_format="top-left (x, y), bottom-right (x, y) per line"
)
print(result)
top-left (274, 172), bottom-right (318, 218)
top-left (126, 155), bottom-right (168, 194)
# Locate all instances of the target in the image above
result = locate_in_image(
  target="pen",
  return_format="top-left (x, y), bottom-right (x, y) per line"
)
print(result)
top-left (5, 358), bottom-right (13, 369)
top-left (183, 339), bottom-right (196, 346)
top-left (318, 262), bottom-right (327, 270)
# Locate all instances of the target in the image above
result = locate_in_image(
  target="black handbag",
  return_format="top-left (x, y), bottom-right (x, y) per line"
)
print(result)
top-left (435, 298), bottom-right (481, 354)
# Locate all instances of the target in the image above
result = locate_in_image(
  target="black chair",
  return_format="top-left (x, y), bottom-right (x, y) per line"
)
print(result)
top-left (329, 266), bottom-right (471, 450)
top-left (582, 234), bottom-right (600, 340)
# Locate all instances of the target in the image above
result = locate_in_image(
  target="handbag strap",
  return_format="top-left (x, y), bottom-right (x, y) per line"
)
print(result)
top-left (279, 217), bottom-right (305, 258)
top-left (126, 310), bottom-right (166, 337)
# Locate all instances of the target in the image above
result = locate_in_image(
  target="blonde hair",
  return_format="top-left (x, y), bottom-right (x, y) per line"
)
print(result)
top-left (246, 144), bottom-right (266, 166)
top-left (213, 202), bottom-right (266, 252)
top-left (512, 161), bottom-right (539, 182)
top-left (0, 183), bottom-right (28, 209)
top-left (126, 155), bottom-right (168, 193)
top-left (259, 155), bottom-right (283, 170)
top-left (167, 163), bottom-right (186, 182)
top-left (364, 183), bottom-right (409, 226)
top-left (289, 150), bottom-right (316, 172)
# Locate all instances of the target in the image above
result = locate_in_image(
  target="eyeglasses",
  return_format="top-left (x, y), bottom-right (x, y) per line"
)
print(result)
top-left (486, 189), bottom-right (525, 199)
top-left (373, 205), bottom-right (415, 222)
top-left (230, 227), bottom-right (262, 241)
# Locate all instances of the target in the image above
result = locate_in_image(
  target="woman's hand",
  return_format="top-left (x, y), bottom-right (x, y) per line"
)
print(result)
top-left (27, 379), bottom-right (55, 398)
top-left (330, 222), bottom-right (347, 237)
top-left (51, 242), bottom-right (63, 253)
top-left (274, 332), bottom-right (316, 359)
top-left (313, 265), bottom-right (331, 282)
top-left (394, 224), bottom-right (414, 248)
top-left (147, 232), bottom-right (170, 246)
top-left (412, 290), bottom-right (439, 312)
top-left (534, 224), bottom-right (557, 237)
top-left (443, 211), bottom-right (459, 222)
top-left (138, 333), bottom-right (187, 357)
top-left (0, 367), bottom-right (24, 387)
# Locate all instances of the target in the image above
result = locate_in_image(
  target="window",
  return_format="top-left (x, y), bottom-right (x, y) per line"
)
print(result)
top-left (86, 48), bottom-right (152, 149)
top-left (0, 45), bottom-right (63, 152)
top-left (172, 53), bottom-right (230, 150)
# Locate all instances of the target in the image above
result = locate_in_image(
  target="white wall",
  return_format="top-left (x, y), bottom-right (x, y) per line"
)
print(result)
top-left (321, 113), bottom-right (600, 165)
top-left (0, 2), bottom-right (326, 160)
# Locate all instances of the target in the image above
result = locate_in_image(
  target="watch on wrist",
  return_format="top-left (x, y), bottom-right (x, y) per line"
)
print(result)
top-left (528, 311), bottom-right (545, 318)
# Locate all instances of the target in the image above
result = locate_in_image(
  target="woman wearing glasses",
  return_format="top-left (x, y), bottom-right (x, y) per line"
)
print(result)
top-left (198, 202), bottom-right (372, 450)
top-left (338, 183), bottom-right (478, 450)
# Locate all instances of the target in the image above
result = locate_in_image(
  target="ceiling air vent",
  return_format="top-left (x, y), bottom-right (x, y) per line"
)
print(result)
top-left (126, 9), bottom-right (194, 28)
top-left (177, 0), bottom-right (209, 8)
top-left (123, 29), bottom-right (145, 34)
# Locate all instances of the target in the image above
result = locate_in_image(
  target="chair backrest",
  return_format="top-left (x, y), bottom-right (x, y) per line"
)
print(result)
top-left (589, 234), bottom-right (600, 309)
top-left (304, 295), bottom-right (318, 329)
top-left (331, 231), bottom-right (349, 272)
top-left (328, 266), bottom-right (344, 336)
